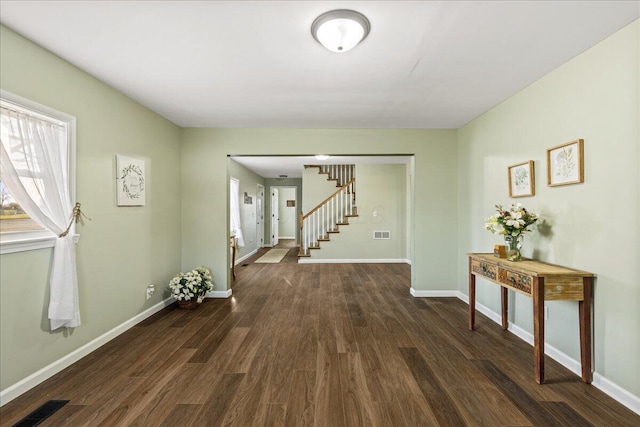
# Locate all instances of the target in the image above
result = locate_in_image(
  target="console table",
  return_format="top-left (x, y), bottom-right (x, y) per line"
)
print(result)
top-left (467, 253), bottom-right (594, 384)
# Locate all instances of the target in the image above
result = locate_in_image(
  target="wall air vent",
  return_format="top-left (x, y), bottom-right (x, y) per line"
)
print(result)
top-left (373, 231), bottom-right (391, 240)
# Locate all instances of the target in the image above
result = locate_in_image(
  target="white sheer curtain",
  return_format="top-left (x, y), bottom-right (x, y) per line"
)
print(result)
top-left (229, 178), bottom-right (245, 247)
top-left (0, 106), bottom-right (80, 330)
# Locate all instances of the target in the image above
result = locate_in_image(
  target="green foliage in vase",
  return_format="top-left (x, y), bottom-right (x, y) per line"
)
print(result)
top-left (485, 203), bottom-right (539, 237)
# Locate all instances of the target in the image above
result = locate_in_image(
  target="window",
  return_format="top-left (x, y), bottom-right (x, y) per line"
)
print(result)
top-left (0, 90), bottom-right (76, 254)
top-left (0, 180), bottom-right (45, 232)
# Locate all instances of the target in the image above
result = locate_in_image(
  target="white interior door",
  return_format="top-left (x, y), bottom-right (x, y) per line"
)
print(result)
top-left (271, 188), bottom-right (279, 246)
top-left (257, 184), bottom-right (265, 248)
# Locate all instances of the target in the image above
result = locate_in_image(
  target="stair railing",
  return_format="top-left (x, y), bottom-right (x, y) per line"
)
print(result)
top-left (300, 178), bottom-right (356, 256)
top-left (316, 164), bottom-right (355, 187)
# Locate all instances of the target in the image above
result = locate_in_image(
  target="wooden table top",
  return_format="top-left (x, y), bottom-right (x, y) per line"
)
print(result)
top-left (468, 253), bottom-right (594, 278)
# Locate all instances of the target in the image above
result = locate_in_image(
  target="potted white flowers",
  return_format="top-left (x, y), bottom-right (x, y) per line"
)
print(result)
top-left (168, 267), bottom-right (214, 309)
top-left (485, 203), bottom-right (539, 261)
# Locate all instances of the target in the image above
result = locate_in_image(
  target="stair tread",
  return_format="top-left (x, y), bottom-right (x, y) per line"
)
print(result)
top-left (302, 165), bottom-right (357, 258)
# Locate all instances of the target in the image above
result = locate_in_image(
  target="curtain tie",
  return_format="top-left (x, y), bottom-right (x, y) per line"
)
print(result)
top-left (58, 202), bottom-right (90, 238)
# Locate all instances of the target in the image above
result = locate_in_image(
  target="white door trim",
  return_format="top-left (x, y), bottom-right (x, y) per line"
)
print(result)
top-left (257, 184), bottom-right (265, 248)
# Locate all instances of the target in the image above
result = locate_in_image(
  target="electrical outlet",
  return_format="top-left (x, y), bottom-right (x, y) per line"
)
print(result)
top-left (544, 306), bottom-right (549, 320)
top-left (146, 284), bottom-right (155, 300)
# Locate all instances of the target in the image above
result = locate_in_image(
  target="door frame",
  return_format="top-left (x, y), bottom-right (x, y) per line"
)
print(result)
top-left (271, 188), bottom-right (279, 247)
top-left (256, 184), bottom-right (265, 248)
top-left (271, 186), bottom-right (298, 241)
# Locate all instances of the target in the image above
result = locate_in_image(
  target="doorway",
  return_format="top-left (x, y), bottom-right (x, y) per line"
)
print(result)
top-left (271, 186), bottom-right (297, 242)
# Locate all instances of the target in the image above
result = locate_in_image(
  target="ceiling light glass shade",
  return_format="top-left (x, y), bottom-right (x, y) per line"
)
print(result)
top-left (311, 10), bottom-right (370, 53)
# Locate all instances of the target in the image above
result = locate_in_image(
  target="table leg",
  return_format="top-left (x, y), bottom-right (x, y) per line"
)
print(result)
top-left (469, 258), bottom-right (476, 331)
top-left (501, 287), bottom-right (509, 330)
top-left (533, 277), bottom-right (545, 384)
top-left (579, 277), bottom-right (593, 383)
top-left (230, 237), bottom-right (237, 281)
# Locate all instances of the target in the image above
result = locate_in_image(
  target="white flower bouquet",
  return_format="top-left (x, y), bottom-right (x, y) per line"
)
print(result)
top-left (485, 203), bottom-right (539, 261)
top-left (485, 203), bottom-right (538, 237)
top-left (168, 267), bottom-right (214, 304)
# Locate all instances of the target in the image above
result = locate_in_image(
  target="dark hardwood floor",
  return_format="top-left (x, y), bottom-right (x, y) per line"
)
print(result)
top-left (2, 241), bottom-right (638, 426)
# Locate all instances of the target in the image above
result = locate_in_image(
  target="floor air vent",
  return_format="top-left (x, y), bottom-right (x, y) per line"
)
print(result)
top-left (12, 400), bottom-right (69, 427)
top-left (373, 231), bottom-right (391, 240)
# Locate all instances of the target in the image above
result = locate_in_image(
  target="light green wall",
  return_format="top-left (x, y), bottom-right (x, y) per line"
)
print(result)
top-left (0, 26), bottom-right (182, 390)
top-left (302, 167), bottom-right (341, 212)
top-left (309, 164), bottom-right (407, 260)
top-left (458, 20), bottom-right (639, 396)
top-left (181, 128), bottom-right (458, 293)
top-left (228, 159), bottom-right (265, 260)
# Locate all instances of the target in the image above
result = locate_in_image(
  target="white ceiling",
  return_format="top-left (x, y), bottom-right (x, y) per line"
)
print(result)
top-left (1, 1), bottom-right (638, 130)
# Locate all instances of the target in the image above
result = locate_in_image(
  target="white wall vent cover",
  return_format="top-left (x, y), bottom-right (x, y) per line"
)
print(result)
top-left (373, 231), bottom-right (391, 240)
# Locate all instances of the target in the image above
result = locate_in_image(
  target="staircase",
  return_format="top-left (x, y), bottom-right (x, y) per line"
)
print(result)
top-left (298, 165), bottom-right (358, 257)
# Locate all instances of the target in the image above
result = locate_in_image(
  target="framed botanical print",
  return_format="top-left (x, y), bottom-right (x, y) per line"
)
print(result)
top-left (547, 139), bottom-right (584, 186)
top-left (508, 160), bottom-right (535, 198)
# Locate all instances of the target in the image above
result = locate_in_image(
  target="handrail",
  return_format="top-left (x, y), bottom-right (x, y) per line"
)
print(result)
top-left (302, 178), bottom-right (356, 220)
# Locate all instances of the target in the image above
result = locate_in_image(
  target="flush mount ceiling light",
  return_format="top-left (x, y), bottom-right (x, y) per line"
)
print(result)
top-left (315, 154), bottom-right (330, 160)
top-left (311, 9), bottom-right (370, 53)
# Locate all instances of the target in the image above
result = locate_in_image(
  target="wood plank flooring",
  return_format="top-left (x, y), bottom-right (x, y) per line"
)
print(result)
top-left (2, 242), bottom-right (638, 426)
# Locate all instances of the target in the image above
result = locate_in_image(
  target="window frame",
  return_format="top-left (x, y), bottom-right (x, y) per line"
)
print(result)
top-left (0, 90), bottom-right (77, 254)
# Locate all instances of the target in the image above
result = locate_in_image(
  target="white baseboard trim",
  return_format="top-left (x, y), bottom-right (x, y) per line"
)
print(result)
top-left (278, 236), bottom-right (296, 239)
top-left (454, 291), bottom-right (640, 415)
top-left (507, 322), bottom-right (583, 376)
top-left (460, 294), bottom-right (582, 374)
top-left (410, 288), bottom-right (460, 298)
top-left (593, 373), bottom-right (640, 415)
top-left (0, 297), bottom-right (174, 407)
top-left (206, 289), bottom-right (232, 298)
top-left (235, 249), bottom-right (257, 265)
top-left (298, 258), bottom-right (409, 264)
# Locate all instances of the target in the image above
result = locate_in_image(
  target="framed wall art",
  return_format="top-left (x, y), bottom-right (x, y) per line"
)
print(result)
top-left (508, 160), bottom-right (535, 198)
top-left (547, 139), bottom-right (584, 186)
top-left (116, 155), bottom-right (145, 206)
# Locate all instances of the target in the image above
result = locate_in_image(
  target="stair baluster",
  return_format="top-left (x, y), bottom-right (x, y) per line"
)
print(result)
top-left (300, 177), bottom-right (358, 257)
